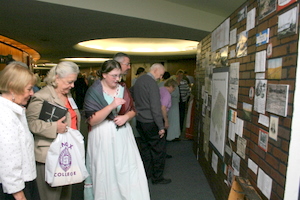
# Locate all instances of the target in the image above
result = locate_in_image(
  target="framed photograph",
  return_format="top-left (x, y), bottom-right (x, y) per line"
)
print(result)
top-left (258, 128), bottom-right (269, 152)
top-left (258, 0), bottom-right (277, 19)
top-left (278, 6), bottom-right (299, 39)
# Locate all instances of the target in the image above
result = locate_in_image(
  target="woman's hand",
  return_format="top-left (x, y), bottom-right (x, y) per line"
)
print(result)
top-left (113, 115), bottom-right (129, 127)
top-left (13, 190), bottom-right (26, 200)
top-left (57, 116), bottom-right (67, 133)
top-left (111, 97), bottom-right (125, 109)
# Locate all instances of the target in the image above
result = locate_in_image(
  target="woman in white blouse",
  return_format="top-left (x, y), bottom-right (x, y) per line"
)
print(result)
top-left (0, 62), bottom-right (39, 200)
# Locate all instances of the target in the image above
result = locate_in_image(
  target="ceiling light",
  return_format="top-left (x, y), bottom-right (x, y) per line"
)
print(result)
top-left (36, 63), bottom-right (57, 67)
top-left (74, 38), bottom-right (198, 56)
top-left (60, 58), bottom-right (110, 63)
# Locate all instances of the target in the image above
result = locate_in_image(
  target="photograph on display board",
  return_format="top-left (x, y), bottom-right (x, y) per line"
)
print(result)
top-left (266, 84), bottom-right (289, 117)
top-left (267, 58), bottom-right (283, 79)
top-left (242, 102), bottom-right (252, 122)
top-left (236, 31), bottom-right (248, 58)
top-left (238, 6), bottom-right (247, 22)
top-left (269, 115), bottom-right (279, 141)
top-left (220, 46), bottom-right (229, 67)
top-left (258, 128), bottom-right (269, 152)
top-left (258, 0), bottom-right (277, 19)
top-left (278, 6), bottom-right (299, 38)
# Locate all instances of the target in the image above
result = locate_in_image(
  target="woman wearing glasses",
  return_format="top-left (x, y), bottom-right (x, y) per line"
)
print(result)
top-left (83, 60), bottom-right (150, 200)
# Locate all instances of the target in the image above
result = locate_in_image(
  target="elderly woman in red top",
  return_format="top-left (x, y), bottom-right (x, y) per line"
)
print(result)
top-left (26, 61), bottom-right (80, 200)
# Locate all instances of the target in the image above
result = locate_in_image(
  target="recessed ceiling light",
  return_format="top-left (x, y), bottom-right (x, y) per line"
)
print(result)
top-left (74, 38), bottom-right (198, 55)
top-left (60, 58), bottom-right (110, 63)
top-left (36, 63), bottom-right (57, 67)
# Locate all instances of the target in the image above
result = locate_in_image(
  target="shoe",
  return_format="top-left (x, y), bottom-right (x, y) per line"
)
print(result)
top-left (152, 178), bottom-right (172, 185)
top-left (166, 154), bottom-right (172, 159)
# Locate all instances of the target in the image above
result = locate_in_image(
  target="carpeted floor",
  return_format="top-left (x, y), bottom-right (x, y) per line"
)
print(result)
top-left (147, 139), bottom-right (215, 200)
top-left (72, 114), bottom-right (215, 199)
top-left (72, 138), bottom-right (215, 200)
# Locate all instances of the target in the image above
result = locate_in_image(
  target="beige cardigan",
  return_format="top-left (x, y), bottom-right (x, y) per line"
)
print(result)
top-left (26, 85), bottom-right (81, 163)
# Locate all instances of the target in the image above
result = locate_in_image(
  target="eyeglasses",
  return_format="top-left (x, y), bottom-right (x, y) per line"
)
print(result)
top-left (107, 74), bottom-right (122, 79)
top-left (121, 63), bottom-right (131, 66)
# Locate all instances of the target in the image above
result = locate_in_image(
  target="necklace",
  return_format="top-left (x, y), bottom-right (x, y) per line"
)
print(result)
top-left (103, 84), bottom-right (119, 98)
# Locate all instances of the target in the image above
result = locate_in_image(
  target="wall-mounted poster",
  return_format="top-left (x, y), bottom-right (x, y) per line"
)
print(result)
top-left (255, 50), bottom-right (267, 72)
top-left (266, 84), bottom-right (289, 117)
top-left (229, 28), bottom-right (237, 45)
top-left (236, 31), bottom-right (248, 58)
top-left (210, 68), bottom-right (229, 157)
top-left (247, 8), bottom-right (256, 31)
top-left (254, 79), bottom-right (267, 114)
top-left (278, 0), bottom-right (297, 11)
top-left (256, 28), bottom-right (270, 46)
top-left (258, 0), bottom-right (277, 19)
top-left (278, 6), bottom-right (299, 38)
top-left (211, 18), bottom-right (230, 52)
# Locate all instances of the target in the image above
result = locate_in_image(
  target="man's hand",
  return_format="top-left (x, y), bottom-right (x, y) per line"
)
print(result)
top-left (158, 129), bottom-right (165, 138)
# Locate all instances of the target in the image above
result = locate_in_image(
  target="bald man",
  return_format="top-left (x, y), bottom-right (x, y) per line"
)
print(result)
top-left (132, 63), bottom-right (171, 185)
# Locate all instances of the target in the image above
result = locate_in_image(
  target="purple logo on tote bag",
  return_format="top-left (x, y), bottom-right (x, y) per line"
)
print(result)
top-left (59, 142), bottom-right (73, 172)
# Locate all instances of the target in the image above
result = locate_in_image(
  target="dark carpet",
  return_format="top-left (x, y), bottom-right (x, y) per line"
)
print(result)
top-left (71, 138), bottom-right (215, 200)
top-left (147, 140), bottom-right (215, 200)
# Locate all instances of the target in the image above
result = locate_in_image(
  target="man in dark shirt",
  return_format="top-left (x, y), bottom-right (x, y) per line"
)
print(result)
top-left (133, 63), bottom-right (171, 185)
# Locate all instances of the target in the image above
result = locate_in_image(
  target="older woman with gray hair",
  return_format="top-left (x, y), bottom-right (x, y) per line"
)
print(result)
top-left (26, 61), bottom-right (80, 200)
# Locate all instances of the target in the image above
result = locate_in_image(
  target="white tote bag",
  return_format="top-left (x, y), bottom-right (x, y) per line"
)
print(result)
top-left (45, 127), bottom-right (89, 187)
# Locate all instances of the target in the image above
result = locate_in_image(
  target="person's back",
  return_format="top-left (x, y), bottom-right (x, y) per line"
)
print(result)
top-left (134, 73), bottom-right (161, 123)
top-left (132, 63), bottom-right (171, 185)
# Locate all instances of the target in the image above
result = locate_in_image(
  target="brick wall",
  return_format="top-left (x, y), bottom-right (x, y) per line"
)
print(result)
top-left (193, 1), bottom-right (299, 199)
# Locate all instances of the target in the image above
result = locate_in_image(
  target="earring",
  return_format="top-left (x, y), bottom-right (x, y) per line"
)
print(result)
top-left (12, 93), bottom-right (15, 102)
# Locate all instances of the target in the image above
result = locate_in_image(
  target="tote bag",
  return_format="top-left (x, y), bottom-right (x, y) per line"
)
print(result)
top-left (45, 127), bottom-right (89, 187)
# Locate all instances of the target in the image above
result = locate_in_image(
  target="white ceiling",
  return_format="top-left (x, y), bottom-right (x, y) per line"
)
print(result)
top-left (165, 0), bottom-right (246, 17)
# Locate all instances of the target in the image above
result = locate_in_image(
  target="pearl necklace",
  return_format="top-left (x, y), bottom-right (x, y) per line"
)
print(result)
top-left (103, 84), bottom-right (120, 98)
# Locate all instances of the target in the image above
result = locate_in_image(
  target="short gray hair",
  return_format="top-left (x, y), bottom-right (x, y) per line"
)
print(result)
top-left (150, 63), bottom-right (164, 71)
top-left (44, 61), bottom-right (79, 87)
top-left (113, 52), bottom-right (129, 63)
